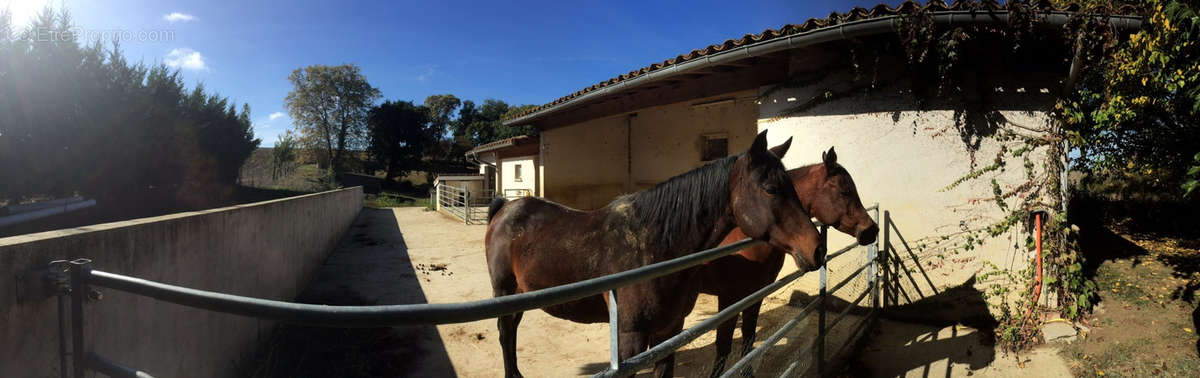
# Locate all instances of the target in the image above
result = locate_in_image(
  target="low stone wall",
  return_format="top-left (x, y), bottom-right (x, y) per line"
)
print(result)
top-left (0, 187), bottom-right (363, 378)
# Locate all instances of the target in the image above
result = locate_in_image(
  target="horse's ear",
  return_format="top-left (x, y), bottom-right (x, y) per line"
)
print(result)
top-left (822, 146), bottom-right (837, 165)
top-left (963, 274), bottom-right (977, 287)
top-left (769, 137), bottom-right (792, 159)
top-left (750, 130), bottom-right (769, 160)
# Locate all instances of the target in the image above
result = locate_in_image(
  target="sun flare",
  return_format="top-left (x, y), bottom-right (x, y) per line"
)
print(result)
top-left (2, 0), bottom-right (53, 27)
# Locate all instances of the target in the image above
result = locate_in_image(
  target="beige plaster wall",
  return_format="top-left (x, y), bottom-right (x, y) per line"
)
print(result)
top-left (541, 91), bottom-right (758, 209)
top-left (759, 78), bottom-right (1054, 306)
top-left (541, 114), bottom-right (630, 209)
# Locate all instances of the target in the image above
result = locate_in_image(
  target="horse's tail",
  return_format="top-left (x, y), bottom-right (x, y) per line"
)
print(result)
top-left (487, 197), bottom-right (508, 223)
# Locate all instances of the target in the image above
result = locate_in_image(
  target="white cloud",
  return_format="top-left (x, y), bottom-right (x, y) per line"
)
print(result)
top-left (268, 112), bottom-right (285, 121)
top-left (164, 48), bottom-right (208, 71)
top-left (417, 67), bottom-right (435, 82)
top-left (163, 12), bottom-right (195, 22)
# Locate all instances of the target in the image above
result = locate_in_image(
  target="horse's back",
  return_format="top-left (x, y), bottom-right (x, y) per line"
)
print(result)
top-left (485, 197), bottom-right (613, 323)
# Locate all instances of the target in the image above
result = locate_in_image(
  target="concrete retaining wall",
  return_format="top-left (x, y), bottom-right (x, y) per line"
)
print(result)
top-left (0, 187), bottom-right (363, 378)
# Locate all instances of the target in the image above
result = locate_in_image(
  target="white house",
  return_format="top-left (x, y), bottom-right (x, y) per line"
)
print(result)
top-left (465, 135), bottom-right (541, 198)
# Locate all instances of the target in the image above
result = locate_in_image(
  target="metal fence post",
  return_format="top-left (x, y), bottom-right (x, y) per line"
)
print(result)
top-left (881, 211), bottom-right (891, 307)
top-left (816, 225), bottom-right (828, 376)
top-left (48, 260), bottom-right (71, 378)
top-left (465, 190), bottom-right (471, 225)
top-left (69, 258), bottom-right (92, 378)
top-left (869, 204), bottom-right (880, 311)
top-left (607, 289), bottom-right (620, 371)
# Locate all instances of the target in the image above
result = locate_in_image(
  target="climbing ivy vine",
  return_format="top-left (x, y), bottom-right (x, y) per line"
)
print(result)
top-left (761, 0), bottom-right (1200, 352)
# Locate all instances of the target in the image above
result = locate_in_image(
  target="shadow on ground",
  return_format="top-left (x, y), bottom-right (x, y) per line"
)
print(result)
top-left (576, 219), bottom-right (995, 377)
top-left (243, 208), bottom-right (455, 377)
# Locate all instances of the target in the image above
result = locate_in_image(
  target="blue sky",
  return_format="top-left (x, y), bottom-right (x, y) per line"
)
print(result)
top-left (6, 0), bottom-right (881, 145)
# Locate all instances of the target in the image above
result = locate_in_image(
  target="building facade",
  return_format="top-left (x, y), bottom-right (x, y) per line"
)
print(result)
top-left (499, 2), bottom-right (1141, 309)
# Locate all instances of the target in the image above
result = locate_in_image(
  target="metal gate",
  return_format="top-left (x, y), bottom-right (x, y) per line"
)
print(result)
top-left (435, 183), bottom-right (488, 224)
top-left (40, 204), bottom-right (891, 378)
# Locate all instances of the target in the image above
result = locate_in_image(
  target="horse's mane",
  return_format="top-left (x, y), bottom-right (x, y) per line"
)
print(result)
top-left (620, 155), bottom-right (737, 250)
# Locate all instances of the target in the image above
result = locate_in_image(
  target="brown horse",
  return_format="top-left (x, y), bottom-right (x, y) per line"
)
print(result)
top-left (701, 147), bottom-right (878, 377)
top-left (485, 131), bottom-right (826, 378)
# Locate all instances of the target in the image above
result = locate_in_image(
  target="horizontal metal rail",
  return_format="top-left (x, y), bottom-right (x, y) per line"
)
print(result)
top-left (719, 294), bottom-right (822, 378)
top-left (88, 353), bottom-right (154, 378)
top-left (66, 202), bottom-right (886, 378)
top-left (599, 269), bottom-right (806, 377)
top-left (826, 260), bottom-right (872, 296)
top-left (85, 238), bottom-right (763, 328)
top-left (775, 308), bottom-right (876, 378)
top-left (824, 289), bottom-right (871, 332)
top-left (823, 241), bottom-right (859, 262)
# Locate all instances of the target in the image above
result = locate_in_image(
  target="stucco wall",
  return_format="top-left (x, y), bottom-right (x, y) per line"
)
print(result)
top-left (542, 114), bottom-right (630, 209)
top-left (0, 187), bottom-right (362, 378)
top-left (542, 91), bottom-right (758, 209)
top-left (499, 155), bottom-right (537, 197)
top-left (628, 91), bottom-right (758, 191)
top-left (759, 76), bottom-right (1053, 306)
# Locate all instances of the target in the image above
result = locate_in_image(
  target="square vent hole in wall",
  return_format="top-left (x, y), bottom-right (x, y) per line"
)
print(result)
top-left (701, 133), bottom-right (728, 162)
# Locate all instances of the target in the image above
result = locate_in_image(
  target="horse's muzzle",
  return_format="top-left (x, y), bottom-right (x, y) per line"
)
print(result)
top-left (806, 242), bottom-right (827, 272)
top-left (857, 223), bottom-right (879, 246)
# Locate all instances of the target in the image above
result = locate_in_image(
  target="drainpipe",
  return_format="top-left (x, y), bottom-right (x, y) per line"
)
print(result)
top-left (1059, 32), bottom-right (1086, 215)
top-left (1023, 209), bottom-right (1049, 326)
top-left (467, 152), bottom-right (500, 194)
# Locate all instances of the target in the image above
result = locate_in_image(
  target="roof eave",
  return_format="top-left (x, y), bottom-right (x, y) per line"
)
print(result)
top-left (504, 11), bottom-right (1143, 128)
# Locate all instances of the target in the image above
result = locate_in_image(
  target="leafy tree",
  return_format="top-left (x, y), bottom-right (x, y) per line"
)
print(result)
top-left (284, 64), bottom-right (380, 173)
top-left (1061, 0), bottom-right (1200, 199)
top-left (454, 99), bottom-right (537, 146)
top-left (421, 94), bottom-right (465, 164)
top-left (423, 94), bottom-right (460, 137)
top-left (272, 131), bottom-right (299, 180)
top-left (0, 7), bottom-right (258, 208)
top-left (366, 100), bottom-right (432, 180)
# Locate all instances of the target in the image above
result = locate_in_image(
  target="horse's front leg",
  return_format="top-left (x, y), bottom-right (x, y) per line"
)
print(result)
top-left (736, 301), bottom-right (764, 377)
top-left (618, 329), bottom-right (648, 366)
top-left (650, 321), bottom-right (685, 378)
top-left (710, 294), bottom-right (740, 377)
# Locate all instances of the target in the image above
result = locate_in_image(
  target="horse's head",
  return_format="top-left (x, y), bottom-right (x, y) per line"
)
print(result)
top-left (798, 147), bottom-right (878, 246)
top-left (730, 131), bottom-right (824, 272)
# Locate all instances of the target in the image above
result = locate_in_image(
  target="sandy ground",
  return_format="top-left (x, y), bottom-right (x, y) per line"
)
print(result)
top-left (267, 207), bottom-right (1073, 377)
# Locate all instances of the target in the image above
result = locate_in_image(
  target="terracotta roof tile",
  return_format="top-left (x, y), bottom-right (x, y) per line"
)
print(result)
top-left (505, 0), bottom-right (1142, 123)
top-left (465, 135), bottom-right (539, 156)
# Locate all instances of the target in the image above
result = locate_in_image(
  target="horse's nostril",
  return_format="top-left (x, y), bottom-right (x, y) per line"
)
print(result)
top-left (858, 224), bottom-right (879, 245)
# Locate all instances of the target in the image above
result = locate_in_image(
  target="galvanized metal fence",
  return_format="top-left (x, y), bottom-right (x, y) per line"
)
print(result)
top-left (436, 183), bottom-right (471, 222)
top-left (42, 204), bottom-right (890, 378)
top-left (438, 185), bottom-right (535, 224)
top-left (435, 183), bottom-right (492, 224)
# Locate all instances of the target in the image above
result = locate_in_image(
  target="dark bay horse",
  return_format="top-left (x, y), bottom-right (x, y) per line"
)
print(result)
top-left (485, 131), bottom-right (826, 378)
top-left (701, 147), bottom-right (879, 377)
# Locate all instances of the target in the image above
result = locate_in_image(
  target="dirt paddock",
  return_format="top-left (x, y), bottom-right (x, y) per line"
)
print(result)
top-left (250, 207), bottom-right (1072, 377)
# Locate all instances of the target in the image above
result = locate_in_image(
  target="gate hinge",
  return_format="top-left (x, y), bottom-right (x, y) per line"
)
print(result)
top-left (15, 260), bottom-right (71, 303)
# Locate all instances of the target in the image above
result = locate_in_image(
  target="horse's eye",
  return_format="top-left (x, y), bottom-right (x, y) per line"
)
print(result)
top-left (764, 185), bottom-right (778, 195)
